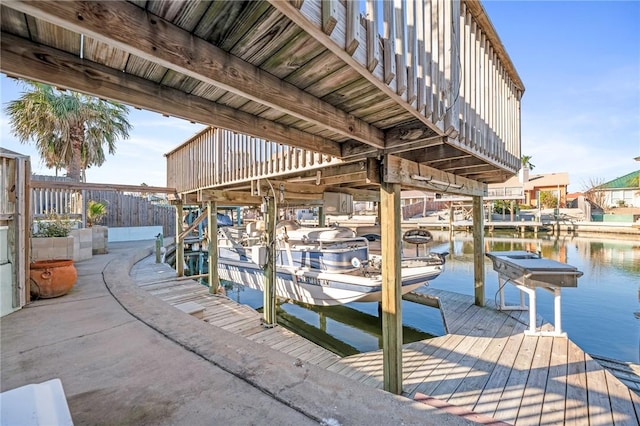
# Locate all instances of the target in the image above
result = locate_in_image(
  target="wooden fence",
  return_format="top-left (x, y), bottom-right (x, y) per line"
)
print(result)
top-left (84, 190), bottom-right (176, 236)
top-left (31, 177), bottom-right (177, 236)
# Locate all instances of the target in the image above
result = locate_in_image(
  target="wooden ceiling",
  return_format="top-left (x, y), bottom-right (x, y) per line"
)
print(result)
top-left (1, 1), bottom-right (524, 197)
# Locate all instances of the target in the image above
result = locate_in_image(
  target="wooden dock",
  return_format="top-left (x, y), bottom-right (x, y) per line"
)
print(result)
top-left (131, 256), bottom-right (639, 425)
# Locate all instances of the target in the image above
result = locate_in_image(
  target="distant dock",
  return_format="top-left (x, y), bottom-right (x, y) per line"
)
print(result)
top-left (331, 215), bottom-right (640, 237)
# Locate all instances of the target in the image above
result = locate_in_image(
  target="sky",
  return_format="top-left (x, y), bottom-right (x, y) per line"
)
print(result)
top-left (1, 1), bottom-right (639, 192)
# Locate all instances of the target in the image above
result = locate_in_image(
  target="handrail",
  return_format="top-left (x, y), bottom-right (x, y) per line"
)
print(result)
top-left (166, 127), bottom-right (342, 194)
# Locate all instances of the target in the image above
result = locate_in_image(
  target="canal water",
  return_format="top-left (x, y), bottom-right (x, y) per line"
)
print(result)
top-left (194, 230), bottom-right (639, 363)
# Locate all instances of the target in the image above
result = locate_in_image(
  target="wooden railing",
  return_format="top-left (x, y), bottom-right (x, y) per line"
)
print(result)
top-left (30, 179), bottom-right (178, 236)
top-left (31, 186), bottom-right (82, 219)
top-left (438, 185), bottom-right (525, 202)
top-left (274, 0), bottom-right (523, 171)
top-left (166, 127), bottom-right (342, 194)
top-left (487, 187), bottom-right (525, 199)
top-left (167, 0), bottom-right (523, 194)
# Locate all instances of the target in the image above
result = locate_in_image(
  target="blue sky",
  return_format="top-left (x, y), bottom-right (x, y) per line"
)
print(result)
top-left (1, 1), bottom-right (639, 191)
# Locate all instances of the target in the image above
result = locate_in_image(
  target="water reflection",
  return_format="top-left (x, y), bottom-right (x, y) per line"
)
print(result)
top-left (190, 230), bottom-right (639, 363)
top-left (426, 230), bottom-right (640, 363)
top-left (223, 282), bottom-right (443, 357)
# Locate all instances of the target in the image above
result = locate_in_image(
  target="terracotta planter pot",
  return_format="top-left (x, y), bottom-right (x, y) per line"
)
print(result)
top-left (29, 259), bottom-right (78, 299)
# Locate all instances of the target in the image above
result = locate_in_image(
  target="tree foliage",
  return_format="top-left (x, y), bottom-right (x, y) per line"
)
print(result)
top-left (582, 177), bottom-right (607, 209)
top-left (492, 200), bottom-right (519, 214)
top-left (5, 81), bottom-right (131, 181)
top-left (539, 191), bottom-right (558, 208)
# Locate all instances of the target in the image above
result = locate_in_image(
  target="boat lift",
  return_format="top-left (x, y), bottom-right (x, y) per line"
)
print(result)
top-left (485, 251), bottom-right (583, 337)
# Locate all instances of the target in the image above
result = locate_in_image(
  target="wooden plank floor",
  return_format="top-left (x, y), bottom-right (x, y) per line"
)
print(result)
top-left (131, 256), bottom-right (640, 426)
top-left (131, 256), bottom-right (341, 368)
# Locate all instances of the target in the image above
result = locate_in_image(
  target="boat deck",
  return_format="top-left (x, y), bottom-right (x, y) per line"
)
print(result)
top-left (131, 256), bottom-right (639, 425)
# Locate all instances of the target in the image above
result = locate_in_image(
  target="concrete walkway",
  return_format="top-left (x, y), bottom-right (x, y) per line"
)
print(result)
top-left (1, 241), bottom-right (472, 425)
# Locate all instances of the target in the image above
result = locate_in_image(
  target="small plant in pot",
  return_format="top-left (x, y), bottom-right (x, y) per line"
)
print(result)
top-left (86, 200), bottom-right (107, 227)
top-left (87, 200), bottom-right (109, 254)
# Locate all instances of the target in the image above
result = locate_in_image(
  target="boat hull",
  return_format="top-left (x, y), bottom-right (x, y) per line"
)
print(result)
top-left (217, 256), bottom-right (442, 306)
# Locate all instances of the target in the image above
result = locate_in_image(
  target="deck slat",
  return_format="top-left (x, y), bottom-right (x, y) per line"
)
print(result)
top-left (564, 339), bottom-right (588, 425)
top-left (540, 338), bottom-right (568, 425)
top-left (131, 255), bottom-right (638, 426)
top-left (492, 335), bottom-right (538, 423)
top-left (514, 335), bottom-right (552, 425)
top-left (586, 355), bottom-right (615, 425)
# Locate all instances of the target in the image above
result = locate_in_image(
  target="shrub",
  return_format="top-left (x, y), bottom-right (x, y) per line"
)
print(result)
top-left (87, 200), bottom-right (108, 227)
top-left (33, 213), bottom-right (72, 237)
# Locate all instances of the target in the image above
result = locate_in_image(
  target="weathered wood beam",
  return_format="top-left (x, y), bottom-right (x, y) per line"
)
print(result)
top-left (182, 193), bottom-right (199, 205)
top-left (325, 187), bottom-right (379, 202)
top-left (402, 144), bottom-right (464, 164)
top-left (345, 0), bottom-right (360, 55)
top-left (178, 208), bottom-right (208, 241)
top-left (198, 190), bottom-right (263, 206)
top-left (174, 201), bottom-right (184, 277)
top-left (257, 180), bottom-right (326, 199)
top-left (380, 180), bottom-right (403, 394)
top-left (317, 161), bottom-right (369, 179)
top-left (341, 141), bottom-right (380, 160)
top-left (406, 0), bottom-right (417, 104)
top-left (422, 152), bottom-right (472, 166)
top-left (207, 201), bottom-right (220, 294)
top-left (264, 195), bottom-right (277, 326)
top-left (4, 1), bottom-right (384, 148)
top-left (384, 155), bottom-right (487, 197)
top-left (29, 179), bottom-right (177, 194)
top-left (428, 156), bottom-right (483, 169)
top-left (270, 0), bottom-right (443, 138)
top-left (394, 0), bottom-right (407, 97)
top-left (320, 171), bottom-right (368, 186)
top-left (385, 125), bottom-right (442, 147)
top-left (321, 0), bottom-right (338, 35)
top-left (0, 32), bottom-right (342, 158)
top-left (441, 163), bottom-right (497, 174)
top-left (366, 157), bottom-right (381, 184)
top-left (365, 0), bottom-right (379, 72)
top-left (472, 196), bottom-right (485, 306)
top-left (383, 1), bottom-right (397, 86)
top-left (342, 130), bottom-right (446, 161)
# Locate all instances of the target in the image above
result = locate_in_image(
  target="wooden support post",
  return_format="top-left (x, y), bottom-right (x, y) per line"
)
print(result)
top-left (175, 201), bottom-right (184, 277)
top-left (263, 196), bottom-right (277, 326)
top-left (207, 201), bottom-right (219, 294)
top-left (380, 181), bottom-right (402, 394)
top-left (81, 189), bottom-right (87, 228)
top-left (472, 196), bottom-right (485, 306)
top-left (448, 202), bottom-right (454, 237)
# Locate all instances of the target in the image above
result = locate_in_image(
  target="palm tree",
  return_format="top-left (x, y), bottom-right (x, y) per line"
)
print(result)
top-left (521, 155), bottom-right (535, 170)
top-left (5, 81), bottom-right (131, 181)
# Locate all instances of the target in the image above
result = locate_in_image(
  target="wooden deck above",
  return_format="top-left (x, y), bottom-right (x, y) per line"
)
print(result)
top-left (132, 256), bottom-right (640, 425)
top-left (2, 0), bottom-right (524, 198)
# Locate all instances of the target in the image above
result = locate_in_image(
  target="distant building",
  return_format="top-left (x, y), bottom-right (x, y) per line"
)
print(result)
top-left (488, 170), bottom-right (570, 207)
top-left (597, 170), bottom-right (640, 208)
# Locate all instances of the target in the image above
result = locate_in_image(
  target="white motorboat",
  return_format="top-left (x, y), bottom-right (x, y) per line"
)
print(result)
top-left (215, 220), bottom-right (446, 306)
